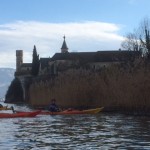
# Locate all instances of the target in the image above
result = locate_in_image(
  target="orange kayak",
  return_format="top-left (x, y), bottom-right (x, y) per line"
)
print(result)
top-left (0, 110), bottom-right (41, 118)
top-left (40, 107), bottom-right (104, 115)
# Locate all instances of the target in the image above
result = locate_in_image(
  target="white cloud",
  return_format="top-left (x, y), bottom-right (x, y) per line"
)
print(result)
top-left (0, 21), bottom-right (124, 68)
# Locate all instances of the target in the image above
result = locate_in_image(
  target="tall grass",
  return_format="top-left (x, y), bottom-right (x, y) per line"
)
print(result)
top-left (29, 60), bottom-right (150, 112)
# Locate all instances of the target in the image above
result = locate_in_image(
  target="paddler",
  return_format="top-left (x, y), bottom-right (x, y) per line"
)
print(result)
top-left (48, 99), bottom-right (60, 112)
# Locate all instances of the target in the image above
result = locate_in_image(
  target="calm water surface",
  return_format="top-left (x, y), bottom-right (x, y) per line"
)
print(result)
top-left (0, 104), bottom-right (150, 150)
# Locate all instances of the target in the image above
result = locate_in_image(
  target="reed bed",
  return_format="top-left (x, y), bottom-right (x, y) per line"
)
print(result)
top-left (29, 61), bottom-right (150, 112)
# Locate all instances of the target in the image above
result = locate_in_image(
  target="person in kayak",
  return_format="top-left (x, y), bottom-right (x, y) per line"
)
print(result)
top-left (48, 99), bottom-right (59, 112)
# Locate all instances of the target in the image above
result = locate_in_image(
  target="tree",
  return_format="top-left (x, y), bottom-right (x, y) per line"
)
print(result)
top-left (5, 78), bottom-right (24, 103)
top-left (139, 18), bottom-right (150, 58)
top-left (121, 31), bottom-right (140, 51)
top-left (31, 45), bottom-right (40, 76)
top-left (121, 17), bottom-right (150, 58)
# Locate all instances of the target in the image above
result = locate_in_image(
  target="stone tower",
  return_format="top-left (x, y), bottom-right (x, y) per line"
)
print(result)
top-left (16, 50), bottom-right (23, 71)
top-left (61, 36), bottom-right (68, 53)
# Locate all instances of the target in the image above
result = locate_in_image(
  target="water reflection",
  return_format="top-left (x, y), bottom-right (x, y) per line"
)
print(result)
top-left (0, 111), bottom-right (150, 149)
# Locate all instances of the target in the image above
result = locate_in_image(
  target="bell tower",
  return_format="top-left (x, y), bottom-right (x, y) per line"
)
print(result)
top-left (61, 36), bottom-right (68, 53)
top-left (16, 50), bottom-right (23, 71)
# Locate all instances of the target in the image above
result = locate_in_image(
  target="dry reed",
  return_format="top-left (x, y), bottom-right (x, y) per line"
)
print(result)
top-left (29, 61), bottom-right (150, 112)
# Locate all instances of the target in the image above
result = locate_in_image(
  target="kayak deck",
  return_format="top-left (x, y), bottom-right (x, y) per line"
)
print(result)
top-left (40, 107), bottom-right (104, 115)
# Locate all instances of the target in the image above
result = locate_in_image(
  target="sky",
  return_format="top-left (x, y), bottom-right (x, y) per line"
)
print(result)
top-left (0, 0), bottom-right (150, 68)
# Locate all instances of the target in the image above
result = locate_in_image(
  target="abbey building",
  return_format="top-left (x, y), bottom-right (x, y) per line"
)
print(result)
top-left (15, 36), bottom-right (140, 77)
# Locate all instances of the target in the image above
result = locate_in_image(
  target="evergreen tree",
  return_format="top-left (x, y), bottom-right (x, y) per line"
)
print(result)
top-left (31, 45), bottom-right (40, 76)
top-left (5, 78), bottom-right (24, 103)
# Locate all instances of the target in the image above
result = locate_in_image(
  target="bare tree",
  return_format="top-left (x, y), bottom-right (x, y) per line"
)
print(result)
top-left (139, 17), bottom-right (150, 58)
top-left (121, 17), bottom-right (150, 58)
top-left (121, 31), bottom-right (140, 51)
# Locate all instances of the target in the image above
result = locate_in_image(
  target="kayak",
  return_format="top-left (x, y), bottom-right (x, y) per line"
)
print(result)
top-left (0, 106), bottom-right (12, 111)
top-left (0, 110), bottom-right (41, 118)
top-left (40, 107), bottom-right (104, 115)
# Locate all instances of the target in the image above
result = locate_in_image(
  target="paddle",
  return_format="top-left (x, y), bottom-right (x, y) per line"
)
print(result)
top-left (11, 106), bottom-right (16, 113)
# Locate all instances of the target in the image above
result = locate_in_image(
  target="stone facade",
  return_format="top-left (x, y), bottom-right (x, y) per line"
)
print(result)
top-left (16, 50), bottom-right (23, 72)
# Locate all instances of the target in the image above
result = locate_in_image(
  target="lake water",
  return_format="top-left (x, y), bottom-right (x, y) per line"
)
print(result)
top-left (0, 104), bottom-right (150, 150)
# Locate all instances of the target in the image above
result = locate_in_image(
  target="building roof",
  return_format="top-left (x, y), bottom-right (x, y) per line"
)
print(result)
top-left (95, 50), bottom-right (140, 62)
top-left (51, 50), bottom-right (141, 63)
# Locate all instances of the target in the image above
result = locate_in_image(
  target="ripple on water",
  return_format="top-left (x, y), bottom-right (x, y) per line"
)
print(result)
top-left (0, 113), bottom-right (150, 149)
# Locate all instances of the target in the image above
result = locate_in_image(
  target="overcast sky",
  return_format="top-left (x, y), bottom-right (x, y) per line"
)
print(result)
top-left (0, 0), bottom-right (150, 68)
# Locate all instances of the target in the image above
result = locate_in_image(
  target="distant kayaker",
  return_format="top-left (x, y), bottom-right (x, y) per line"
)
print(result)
top-left (48, 99), bottom-right (59, 112)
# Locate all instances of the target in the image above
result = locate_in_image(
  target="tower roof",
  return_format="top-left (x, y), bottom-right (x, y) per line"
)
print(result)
top-left (61, 36), bottom-right (68, 51)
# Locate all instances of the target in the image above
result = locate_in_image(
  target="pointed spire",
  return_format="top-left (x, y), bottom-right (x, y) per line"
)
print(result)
top-left (61, 35), bottom-right (68, 53)
top-left (63, 35), bottom-right (66, 40)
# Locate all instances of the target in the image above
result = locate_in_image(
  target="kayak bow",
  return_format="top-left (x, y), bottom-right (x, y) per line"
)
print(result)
top-left (0, 110), bottom-right (41, 118)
